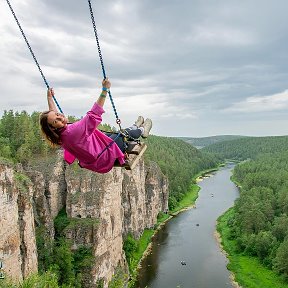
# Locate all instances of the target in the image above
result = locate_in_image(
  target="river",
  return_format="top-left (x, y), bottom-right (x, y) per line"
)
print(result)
top-left (135, 164), bottom-right (239, 288)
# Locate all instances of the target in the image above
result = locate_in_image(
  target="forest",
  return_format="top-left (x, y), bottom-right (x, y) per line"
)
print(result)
top-left (204, 136), bottom-right (288, 282)
top-left (231, 152), bottom-right (288, 281)
top-left (202, 135), bottom-right (288, 160)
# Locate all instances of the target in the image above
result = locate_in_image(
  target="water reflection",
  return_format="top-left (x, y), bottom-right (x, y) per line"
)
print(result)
top-left (137, 227), bottom-right (169, 286)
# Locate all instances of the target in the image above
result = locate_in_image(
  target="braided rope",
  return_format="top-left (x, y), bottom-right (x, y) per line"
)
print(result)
top-left (87, 0), bottom-right (122, 130)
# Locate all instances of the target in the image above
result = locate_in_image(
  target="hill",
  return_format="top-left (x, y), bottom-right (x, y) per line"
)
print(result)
top-left (144, 135), bottom-right (220, 208)
top-left (202, 135), bottom-right (288, 160)
top-left (178, 135), bottom-right (247, 149)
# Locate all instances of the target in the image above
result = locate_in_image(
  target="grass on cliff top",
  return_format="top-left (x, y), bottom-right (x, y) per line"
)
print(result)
top-left (217, 208), bottom-right (288, 288)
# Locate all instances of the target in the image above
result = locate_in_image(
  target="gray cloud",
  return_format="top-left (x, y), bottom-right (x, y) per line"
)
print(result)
top-left (1, 0), bottom-right (288, 137)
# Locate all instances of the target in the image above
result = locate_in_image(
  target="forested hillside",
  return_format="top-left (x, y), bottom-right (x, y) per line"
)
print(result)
top-left (204, 133), bottom-right (288, 283)
top-left (203, 136), bottom-right (288, 160)
top-left (226, 152), bottom-right (288, 281)
top-left (0, 110), bottom-right (49, 162)
top-left (0, 110), bottom-right (220, 210)
top-left (144, 135), bottom-right (220, 208)
top-left (179, 135), bottom-right (246, 148)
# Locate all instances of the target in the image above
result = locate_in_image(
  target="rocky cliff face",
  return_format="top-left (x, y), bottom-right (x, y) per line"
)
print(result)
top-left (0, 163), bottom-right (38, 282)
top-left (0, 152), bottom-right (169, 287)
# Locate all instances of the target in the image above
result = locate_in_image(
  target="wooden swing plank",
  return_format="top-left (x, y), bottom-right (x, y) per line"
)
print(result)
top-left (114, 143), bottom-right (147, 170)
top-left (125, 143), bottom-right (147, 170)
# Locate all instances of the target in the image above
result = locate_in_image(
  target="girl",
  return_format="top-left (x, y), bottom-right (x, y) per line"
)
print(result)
top-left (39, 78), bottom-right (152, 173)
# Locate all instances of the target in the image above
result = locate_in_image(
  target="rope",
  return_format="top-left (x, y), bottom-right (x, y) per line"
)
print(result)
top-left (87, 0), bottom-right (122, 130)
top-left (5, 0), bottom-right (64, 114)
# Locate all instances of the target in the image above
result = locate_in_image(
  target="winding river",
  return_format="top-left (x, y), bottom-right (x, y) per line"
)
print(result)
top-left (135, 163), bottom-right (239, 288)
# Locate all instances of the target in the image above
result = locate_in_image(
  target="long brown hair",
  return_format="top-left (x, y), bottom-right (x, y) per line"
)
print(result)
top-left (39, 111), bottom-right (62, 147)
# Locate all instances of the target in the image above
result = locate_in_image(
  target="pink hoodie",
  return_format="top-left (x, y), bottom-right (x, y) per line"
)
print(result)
top-left (61, 103), bottom-right (125, 173)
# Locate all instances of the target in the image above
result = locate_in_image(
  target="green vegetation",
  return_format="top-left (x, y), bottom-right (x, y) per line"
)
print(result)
top-left (218, 208), bottom-right (288, 288)
top-left (123, 229), bottom-right (155, 287)
top-left (203, 135), bottom-right (288, 286)
top-left (36, 208), bottom-right (95, 288)
top-left (144, 135), bottom-right (220, 209)
top-left (108, 268), bottom-right (128, 288)
top-left (203, 135), bottom-right (288, 160)
top-left (156, 211), bottom-right (170, 223)
top-left (0, 270), bottom-right (59, 288)
top-left (170, 183), bottom-right (199, 215)
top-left (230, 153), bottom-right (288, 280)
top-left (0, 110), bottom-right (50, 163)
top-left (14, 172), bottom-right (32, 194)
top-left (123, 230), bottom-right (155, 272)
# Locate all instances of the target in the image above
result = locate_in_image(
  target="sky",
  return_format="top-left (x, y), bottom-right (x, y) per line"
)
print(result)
top-left (1, 0), bottom-right (288, 137)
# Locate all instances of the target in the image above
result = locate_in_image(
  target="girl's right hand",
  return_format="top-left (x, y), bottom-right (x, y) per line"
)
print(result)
top-left (102, 78), bottom-right (111, 89)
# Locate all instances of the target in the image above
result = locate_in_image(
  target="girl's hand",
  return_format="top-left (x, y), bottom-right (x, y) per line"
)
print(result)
top-left (47, 88), bottom-right (55, 98)
top-left (102, 78), bottom-right (111, 89)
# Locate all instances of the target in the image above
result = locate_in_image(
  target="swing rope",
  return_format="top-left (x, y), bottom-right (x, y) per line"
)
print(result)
top-left (5, 0), bottom-right (64, 114)
top-left (87, 0), bottom-right (122, 130)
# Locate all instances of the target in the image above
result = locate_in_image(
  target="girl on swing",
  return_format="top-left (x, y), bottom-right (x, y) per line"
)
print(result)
top-left (40, 78), bottom-right (152, 173)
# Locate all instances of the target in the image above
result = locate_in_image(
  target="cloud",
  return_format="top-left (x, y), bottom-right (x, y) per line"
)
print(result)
top-left (224, 90), bottom-right (288, 113)
top-left (187, 25), bottom-right (257, 47)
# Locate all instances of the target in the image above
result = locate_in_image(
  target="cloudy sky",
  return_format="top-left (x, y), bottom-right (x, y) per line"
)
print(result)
top-left (1, 0), bottom-right (288, 137)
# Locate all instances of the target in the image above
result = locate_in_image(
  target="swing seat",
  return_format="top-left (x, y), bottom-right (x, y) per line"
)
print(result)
top-left (114, 142), bottom-right (147, 170)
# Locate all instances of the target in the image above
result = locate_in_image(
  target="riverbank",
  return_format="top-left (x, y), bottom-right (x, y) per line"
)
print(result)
top-left (214, 224), bottom-right (241, 288)
top-left (217, 208), bottom-right (288, 288)
top-left (127, 166), bottom-right (221, 287)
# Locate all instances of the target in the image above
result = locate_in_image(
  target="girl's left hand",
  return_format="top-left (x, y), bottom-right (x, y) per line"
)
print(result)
top-left (47, 88), bottom-right (55, 98)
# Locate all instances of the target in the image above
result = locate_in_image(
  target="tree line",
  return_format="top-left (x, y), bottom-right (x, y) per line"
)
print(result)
top-left (179, 135), bottom-right (246, 148)
top-left (203, 136), bottom-right (288, 282)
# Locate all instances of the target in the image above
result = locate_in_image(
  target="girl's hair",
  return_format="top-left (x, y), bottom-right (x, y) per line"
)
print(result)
top-left (39, 111), bottom-right (62, 147)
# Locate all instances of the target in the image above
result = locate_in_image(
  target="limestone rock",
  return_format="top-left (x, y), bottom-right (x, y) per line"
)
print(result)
top-left (0, 151), bottom-right (169, 288)
top-left (0, 163), bottom-right (38, 282)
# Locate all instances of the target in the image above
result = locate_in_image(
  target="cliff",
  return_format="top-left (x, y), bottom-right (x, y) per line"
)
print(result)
top-left (0, 151), bottom-right (169, 287)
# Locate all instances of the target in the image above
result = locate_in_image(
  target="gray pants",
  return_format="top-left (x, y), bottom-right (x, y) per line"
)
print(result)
top-left (104, 126), bottom-right (142, 152)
